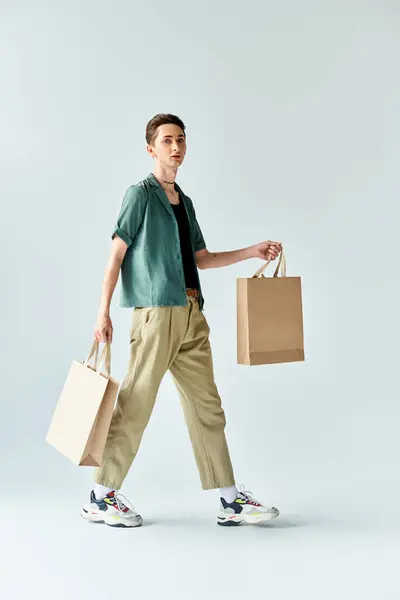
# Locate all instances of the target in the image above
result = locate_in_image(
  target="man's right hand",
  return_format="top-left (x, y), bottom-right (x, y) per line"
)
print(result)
top-left (94, 315), bottom-right (114, 343)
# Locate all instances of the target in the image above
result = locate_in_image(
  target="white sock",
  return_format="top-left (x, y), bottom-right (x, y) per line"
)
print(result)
top-left (93, 483), bottom-right (114, 500)
top-left (220, 485), bottom-right (238, 504)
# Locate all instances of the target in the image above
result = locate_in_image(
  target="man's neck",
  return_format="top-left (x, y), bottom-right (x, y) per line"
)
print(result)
top-left (153, 166), bottom-right (178, 188)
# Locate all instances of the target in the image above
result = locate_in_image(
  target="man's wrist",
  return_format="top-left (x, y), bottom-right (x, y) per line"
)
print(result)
top-left (245, 245), bottom-right (255, 260)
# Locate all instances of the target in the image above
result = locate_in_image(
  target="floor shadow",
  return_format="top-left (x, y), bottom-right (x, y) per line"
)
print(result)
top-left (255, 518), bottom-right (310, 529)
top-left (135, 515), bottom-right (313, 529)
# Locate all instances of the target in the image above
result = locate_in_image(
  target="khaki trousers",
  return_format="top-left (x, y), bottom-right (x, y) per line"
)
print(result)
top-left (94, 295), bottom-right (235, 490)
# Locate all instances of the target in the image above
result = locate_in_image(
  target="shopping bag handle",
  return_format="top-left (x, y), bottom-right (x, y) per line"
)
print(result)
top-left (252, 247), bottom-right (287, 279)
top-left (97, 343), bottom-right (111, 377)
top-left (84, 341), bottom-right (99, 367)
top-left (83, 341), bottom-right (111, 378)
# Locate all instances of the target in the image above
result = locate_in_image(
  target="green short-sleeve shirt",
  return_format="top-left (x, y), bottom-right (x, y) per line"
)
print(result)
top-left (112, 173), bottom-right (207, 310)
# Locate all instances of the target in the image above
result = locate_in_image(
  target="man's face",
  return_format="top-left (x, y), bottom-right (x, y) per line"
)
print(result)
top-left (148, 124), bottom-right (186, 168)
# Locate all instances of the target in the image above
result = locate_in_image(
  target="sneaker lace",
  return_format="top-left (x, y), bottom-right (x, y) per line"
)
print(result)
top-left (114, 492), bottom-right (135, 513)
top-left (237, 484), bottom-right (260, 504)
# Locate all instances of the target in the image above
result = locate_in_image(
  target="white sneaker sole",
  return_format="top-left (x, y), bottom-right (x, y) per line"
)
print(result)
top-left (80, 505), bottom-right (143, 528)
top-left (217, 509), bottom-right (279, 526)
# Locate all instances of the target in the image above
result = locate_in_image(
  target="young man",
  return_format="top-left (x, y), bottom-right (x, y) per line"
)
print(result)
top-left (80, 114), bottom-right (282, 528)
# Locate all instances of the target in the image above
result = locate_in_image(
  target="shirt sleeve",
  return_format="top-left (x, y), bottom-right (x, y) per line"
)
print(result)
top-left (112, 185), bottom-right (148, 247)
top-left (187, 198), bottom-right (206, 251)
top-left (194, 214), bottom-right (206, 251)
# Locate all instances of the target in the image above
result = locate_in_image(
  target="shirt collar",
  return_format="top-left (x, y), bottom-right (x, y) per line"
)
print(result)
top-left (146, 172), bottom-right (187, 217)
top-left (146, 172), bottom-right (185, 197)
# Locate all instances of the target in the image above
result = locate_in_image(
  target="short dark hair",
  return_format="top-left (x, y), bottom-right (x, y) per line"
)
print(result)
top-left (145, 113), bottom-right (186, 146)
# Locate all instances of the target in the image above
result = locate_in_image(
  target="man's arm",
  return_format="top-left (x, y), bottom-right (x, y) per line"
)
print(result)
top-left (95, 184), bottom-right (147, 342)
top-left (98, 237), bottom-right (128, 315)
top-left (196, 241), bottom-right (282, 270)
top-left (190, 200), bottom-right (281, 269)
top-left (196, 247), bottom-right (253, 269)
top-left (94, 236), bottom-right (128, 342)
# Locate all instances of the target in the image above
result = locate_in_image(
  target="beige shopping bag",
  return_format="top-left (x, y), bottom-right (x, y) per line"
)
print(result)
top-left (46, 341), bottom-right (119, 466)
top-left (237, 248), bottom-right (305, 365)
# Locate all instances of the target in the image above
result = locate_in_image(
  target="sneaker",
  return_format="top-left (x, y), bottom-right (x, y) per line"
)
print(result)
top-left (217, 485), bottom-right (279, 526)
top-left (80, 490), bottom-right (143, 528)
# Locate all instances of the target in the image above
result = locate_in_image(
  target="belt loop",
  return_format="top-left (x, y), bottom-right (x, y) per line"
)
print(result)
top-left (186, 287), bottom-right (200, 299)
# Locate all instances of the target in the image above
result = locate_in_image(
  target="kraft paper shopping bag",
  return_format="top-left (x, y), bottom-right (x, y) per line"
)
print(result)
top-left (237, 248), bottom-right (305, 365)
top-left (46, 341), bottom-right (119, 466)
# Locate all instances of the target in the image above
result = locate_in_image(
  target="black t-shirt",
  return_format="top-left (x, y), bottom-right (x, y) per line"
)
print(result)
top-left (171, 196), bottom-right (199, 290)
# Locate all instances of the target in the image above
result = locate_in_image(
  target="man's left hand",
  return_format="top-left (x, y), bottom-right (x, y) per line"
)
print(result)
top-left (250, 240), bottom-right (282, 261)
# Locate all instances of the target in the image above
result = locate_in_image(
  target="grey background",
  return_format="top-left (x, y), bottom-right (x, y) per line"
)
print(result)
top-left (1, 1), bottom-right (399, 599)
